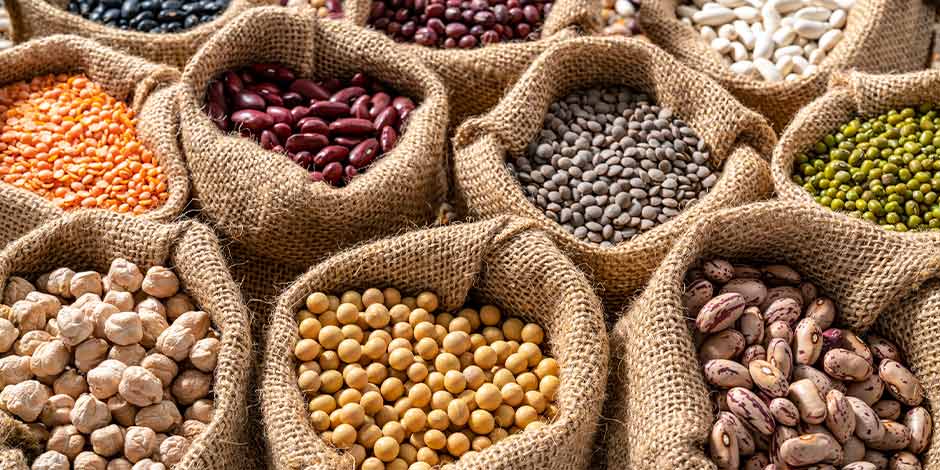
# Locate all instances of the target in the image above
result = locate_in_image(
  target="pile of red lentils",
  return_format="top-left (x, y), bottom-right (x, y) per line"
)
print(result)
top-left (0, 74), bottom-right (170, 214)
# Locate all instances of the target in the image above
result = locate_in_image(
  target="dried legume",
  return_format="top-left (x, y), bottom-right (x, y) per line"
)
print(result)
top-left (792, 105), bottom-right (940, 231)
top-left (689, 259), bottom-right (932, 470)
top-left (509, 86), bottom-right (717, 247)
top-left (0, 1), bottom-right (11, 51)
top-left (281, 0), bottom-right (343, 18)
top-left (367, 0), bottom-right (552, 48)
top-left (0, 73), bottom-right (170, 214)
top-left (295, 289), bottom-right (560, 468)
top-left (66, 0), bottom-right (229, 33)
top-left (204, 64), bottom-right (413, 187)
top-left (678, 0), bottom-right (855, 82)
top-left (600, 0), bottom-right (640, 36)
top-left (0, 259), bottom-right (217, 469)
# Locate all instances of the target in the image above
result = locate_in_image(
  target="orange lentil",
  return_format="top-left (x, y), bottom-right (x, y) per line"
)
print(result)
top-left (0, 73), bottom-right (170, 213)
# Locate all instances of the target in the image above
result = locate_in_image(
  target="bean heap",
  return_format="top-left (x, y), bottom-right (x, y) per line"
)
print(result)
top-left (66, 0), bottom-right (229, 33)
top-left (367, 0), bottom-right (552, 48)
top-left (205, 64), bottom-right (414, 187)
top-left (294, 289), bottom-right (560, 470)
top-left (678, 0), bottom-right (854, 82)
top-left (0, 74), bottom-right (170, 214)
top-left (687, 259), bottom-right (932, 470)
top-left (508, 86), bottom-right (717, 247)
top-left (792, 106), bottom-right (940, 232)
top-left (0, 259), bottom-right (218, 470)
top-left (601, 0), bottom-right (640, 36)
top-left (280, 0), bottom-right (342, 18)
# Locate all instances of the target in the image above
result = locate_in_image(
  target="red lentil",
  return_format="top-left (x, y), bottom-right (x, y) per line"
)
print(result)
top-left (0, 73), bottom-right (169, 214)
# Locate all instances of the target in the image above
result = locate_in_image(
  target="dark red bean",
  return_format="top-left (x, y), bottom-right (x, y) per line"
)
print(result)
top-left (322, 79), bottom-right (342, 93)
top-left (344, 165), bottom-right (359, 180)
top-left (350, 73), bottom-right (370, 88)
top-left (427, 18), bottom-right (446, 34)
top-left (400, 107), bottom-right (413, 123)
top-left (401, 21), bottom-right (417, 37)
top-left (329, 118), bottom-right (375, 135)
top-left (272, 123), bottom-right (293, 141)
top-left (250, 82), bottom-right (281, 96)
top-left (207, 102), bottom-right (229, 131)
top-left (349, 138), bottom-right (380, 168)
top-left (370, 1), bottom-right (386, 19)
top-left (380, 126), bottom-right (398, 152)
top-left (251, 63), bottom-right (293, 82)
top-left (282, 92), bottom-right (305, 108)
top-left (313, 145), bottom-right (350, 166)
top-left (335, 136), bottom-right (364, 147)
top-left (351, 95), bottom-right (372, 119)
top-left (309, 171), bottom-right (324, 182)
top-left (330, 87), bottom-right (368, 104)
top-left (298, 117), bottom-right (329, 135)
top-left (373, 106), bottom-right (399, 130)
top-left (392, 97), bottom-right (416, 114)
top-left (310, 101), bottom-right (350, 119)
top-left (444, 37), bottom-right (458, 48)
top-left (444, 6), bottom-right (461, 20)
top-left (481, 30), bottom-right (500, 44)
top-left (508, 7), bottom-right (523, 23)
top-left (322, 162), bottom-right (343, 184)
top-left (414, 28), bottom-right (438, 45)
top-left (223, 71), bottom-right (243, 95)
top-left (458, 35), bottom-right (477, 48)
top-left (285, 133), bottom-right (329, 153)
top-left (207, 80), bottom-right (226, 108)
top-left (240, 71), bottom-right (256, 85)
top-left (516, 22), bottom-right (531, 38)
top-left (290, 106), bottom-right (310, 123)
top-left (266, 106), bottom-right (293, 125)
top-left (370, 93), bottom-right (391, 117)
top-left (231, 109), bottom-right (273, 131)
top-left (271, 145), bottom-right (285, 154)
top-left (290, 79), bottom-right (331, 101)
top-left (426, 3), bottom-right (445, 17)
top-left (260, 130), bottom-right (281, 150)
top-left (275, 67), bottom-right (295, 83)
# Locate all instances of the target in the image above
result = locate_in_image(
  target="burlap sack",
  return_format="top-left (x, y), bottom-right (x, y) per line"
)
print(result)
top-left (261, 217), bottom-right (608, 470)
top-left (640, 0), bottom-right (936, 132)
top-left (452, 36), bottom-right (777, 307)
top-left (0, 35), bottom-right (190, 248)
top-left (5, 0), bottom-right (261, 68)
top-left (0, 210), bottom-right (255, 469)
top-left (774, 69), bottom-right (940, 215)
top-left (179, 7), bottom-right (449, 272)
top-left (343, 0), bottom-right (600, 123)
top-left (602, 199), bottom-right (940, 470)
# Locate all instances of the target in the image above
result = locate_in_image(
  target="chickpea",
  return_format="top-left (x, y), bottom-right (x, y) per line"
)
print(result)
top-left (423, 429), bottom-right (446, 450)
top-left (448, 317), bottom-right (471, 335)
top-left (319, 351), bottom-right (340, 370)
top-left (0, 318), bottom-right (18, 353)
top-left (159, 435), bottom-right (189, 466)
top-left (494, 404), bottom-right (515, 428)
top-left (516, 372), bottom-right (538, 392)
top-left (294, 339), bottom-right (322, 362)
top-left (90, 424), bottom-right (124, 457)
top-left (469, 409), bottom-right (495, 435)
top-left (446, 432), bottom-right (470, 457)
top-left (108, 395), bottom-right (137, 427)
top-left (446, 398), bottom-right (470, 427)
top-left (53, 369), bottom-right (87, 398)
top-left (479, 305), bottom-right (501, 326)
top-left (183, 398), bottom-right (213, 423)
top-left (103, 291), bottom-right (134, 313)
top-left (136, 400), bottom-right (182, 432)
top-left (2, 380), bottom-right (50, 421)
top-left (3, 277), bottom-right (34, 305)
top-left (70, 393), bottom-right (110, 433)
top-left (330, 423), bottom-right (357, 449)
top-left (430, 390), bottom-right (453, 411)
top-left (0, 355), bottom-right (33, 388)
top-left (32, 450), bottom-right (70, 470)
top-left (443, 370), bottom-right (467, 394)
top-left (427, 409), bottom-right (449, 430)
top-left (504, 353), bottom-right (528, 374)
top-left (117, 366), bottom-right (162, 407)
top-left (110, 344), bottom-right (147, 367)
top-left (138, 311), bottom-right (169, 350)
top-left (406, 363), bottom-right (429, 384)
top-left (171, 369), bottom-right (211, 405)
top-left (388, 305), bottom-right (409, 324)
top-left (140, 267), bottom-right (179, 298)
top-left (338, 339), bottom-right (363, 363)
top-left (425, 372), bottom-right (444, 392)
top-left (416, 446), bottom-right (438, 465)
top-left (139, 354), bottom-right (178, 387)
top-left (365, 304), bottom-right (391, 329)
top-left (381, 421), bottom-right (406, 443)
top-left (107, 458), bottom-right (133, 470)
top-left (40, 394), bottom-right (74, 428)
top-left (124, 426), bottom-right (156, 463)
top-left (415, 292), bottom-right (438, 312)
top-left (107, 259), bottom-right (143, 292)
top-left (45, 268), bottom-right (74, 298)
top-left (305, 292), bottom-right (330, 314)
top-left (442, 331), bottom-right (470, 356)
top-left (366, 363), bottom-right (387, 384)
top-left (515, 405), bottom-right (538, 428)
top-left (361, 457), bottom-right (384, 470)
top-left (30, 339), bottom-right (70, 377)
top-left (12, 300), bottom-right (47, 332)
top-left (434, 353), bottom-right (459, 373)
top-left (501, 383), bottom-right (524, 406)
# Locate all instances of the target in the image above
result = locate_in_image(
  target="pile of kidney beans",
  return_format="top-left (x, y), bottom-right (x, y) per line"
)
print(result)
top-left (204, 64), bottom-right (415, 186)
top-left (367, 0), bottom-right (553, 48)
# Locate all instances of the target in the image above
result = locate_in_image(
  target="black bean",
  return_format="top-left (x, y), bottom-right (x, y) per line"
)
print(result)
top-left (68, 0), bottom-right (227, 31)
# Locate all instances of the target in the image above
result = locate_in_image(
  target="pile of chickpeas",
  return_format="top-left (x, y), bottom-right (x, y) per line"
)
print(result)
top-left (0, 259), bottom-right (218, 470)
top-left (293, 288), bottom-right (560, 470)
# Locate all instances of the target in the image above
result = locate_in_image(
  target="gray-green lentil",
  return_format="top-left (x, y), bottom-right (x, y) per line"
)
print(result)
top-left (793, 105), bottom-right (940, 231)
top-left (508, 87), bottom-right (718, 247)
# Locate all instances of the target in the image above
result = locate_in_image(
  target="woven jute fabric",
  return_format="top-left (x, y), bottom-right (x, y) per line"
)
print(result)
top-left (602, 199), bottom-right (940, 470)
top-left (0, 211), bottom-right (255, 469)
top-left (774, 69), bottom-right (940, 213)
top-left (261, 217), bottom-right (609, 470)
top-left (5, 0), bottom-right (260, 67)
top-left (640, 0), bottom-right (936, 132)
top-left (0, 35), bottom-right (190, 248)
top-left (343, 0), bottom-right (601, 124)
top-left (179, 7), bottom-right (449, 270)
top-left (452, 36), bottom-right (777, 307)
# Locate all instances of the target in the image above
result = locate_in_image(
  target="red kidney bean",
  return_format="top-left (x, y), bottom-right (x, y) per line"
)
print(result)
top-left (314, 145), bottom-right (350, 166)
top-left (233, 91), bottom-right (266, 111)
top-left (373, 107), bottom-right (399, 131)
top-left (298, 117), bottom-right (329, 135)
top-left (260, 130), bottom-right (280, 150)
top-left (330, 87), bottom-right (368, 104)
top-left (330, 118), bottom-right (375, 136)
top-left (231, 109), bottom-right (273, 131)
top-left (349, 139), bottom-right (380, 168)
top-left (285, 133), bottom-right (329, 153)
top-left (290, 79), bottom-right (331, 101)
top-left (267, 106), bottom-right (293, 126)
top-left (322, 162), bottom-right (343, 184)
top-left (204, 65), bottom-right (416, 187)
top-left (380, 127), bottom-right (398, 152)
top-left (310, 101), bottom-right (351, 119)
top-left (351, 95), bottom-right (372, 119)
top-left (272, 123), bottom-right (293, 141)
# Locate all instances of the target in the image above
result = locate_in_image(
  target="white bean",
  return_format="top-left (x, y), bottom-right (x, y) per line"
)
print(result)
top-left (829, 9), bottom-right (847, 28)
top-left (772, 26), bottom-right (796, 46)
top-left (819, 29), bottom-right (843, 51)
top-left (694, 7), bottom-right (737, 25)
top-left (754, 58), bottom-right (783, 82)
top-left (794, 6), bottom-right (831, 21)
top-left (793, 19), bottom-right (829, 39)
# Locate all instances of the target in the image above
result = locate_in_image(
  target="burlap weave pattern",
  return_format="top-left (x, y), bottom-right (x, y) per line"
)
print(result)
top-left (261, 217), bottom-right (609, 470)
top-left (0, 211), bottom-right (254, 469)
top-left (640, 0), bottom-right (936, 131)
top-left (452, 36), bottom-right (776, 307)
top-left (603, 199), bottom-right (940, 469)
top-left (0, 35), bottom-right (190, 249)
top-left (343, 0), bottom-right (601, 124)
top-left (179, 7), bottom-right (449, 268)
top-left (5, 0), bottom-right (260, 67)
